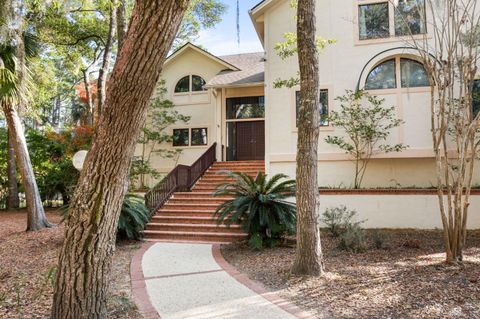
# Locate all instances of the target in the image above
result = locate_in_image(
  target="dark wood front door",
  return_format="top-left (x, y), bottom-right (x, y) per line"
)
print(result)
top-left (235, 121), bottom-right (265, 161)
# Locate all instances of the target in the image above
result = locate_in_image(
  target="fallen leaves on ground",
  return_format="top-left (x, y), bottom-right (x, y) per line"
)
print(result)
top-left (222, 230), bottom-right (480, 319)
top-left (0, 210), bottom-right (142, 319)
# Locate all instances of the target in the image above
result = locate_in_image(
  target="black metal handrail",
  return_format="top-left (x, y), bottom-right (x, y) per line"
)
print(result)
top-left (144, 143), bottom-right (217, 215)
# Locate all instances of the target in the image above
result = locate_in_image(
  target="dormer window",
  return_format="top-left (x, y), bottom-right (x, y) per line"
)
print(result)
top-left (358, 0), bottom-right (426, 41)
top-left (174, 75), bottom-right (207, 93)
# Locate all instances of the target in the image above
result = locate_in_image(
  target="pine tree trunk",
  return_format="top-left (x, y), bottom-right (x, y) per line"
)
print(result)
top-left (51, 2), bottom-right (189, 318)
top-left (97, 2), bottom-right (116, 118)
top-left (2, 104), bottom-right (52, 230)
top-left (82, 69), bottom-right (94, 126)
top-left (7, 128), bottom-right (20, 209)
top-left (291, 0), bottom-right (324, 276)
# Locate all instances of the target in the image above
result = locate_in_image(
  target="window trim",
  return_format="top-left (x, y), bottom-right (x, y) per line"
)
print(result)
top-left (354, 0), bottom-right (429, 46)
top-left (364, 56), bottom-right (431, 94)
top-left (291, 85), bottom-right (334, 133)
top-left (172, 126), bottom-right (210, 148)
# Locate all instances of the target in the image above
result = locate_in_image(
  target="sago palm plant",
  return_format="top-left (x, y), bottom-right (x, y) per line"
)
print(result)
top-left (213, 172), bottom-right (296, 249)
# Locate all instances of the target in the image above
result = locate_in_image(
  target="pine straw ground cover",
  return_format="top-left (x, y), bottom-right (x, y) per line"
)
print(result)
top-left (222, 230), bottom-right (480, 319)
top-left (0, 210), bottom-right (142, 319)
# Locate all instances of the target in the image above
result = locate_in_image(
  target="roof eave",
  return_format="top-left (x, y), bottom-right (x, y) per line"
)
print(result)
top-left (204, 82), bottom-right (265, 89)
top-left (164, 42), bottom-right (240, 71)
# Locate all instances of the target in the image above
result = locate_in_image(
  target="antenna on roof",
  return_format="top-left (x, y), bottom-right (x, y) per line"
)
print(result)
top-left (236, 0), bottom-right (240, 48)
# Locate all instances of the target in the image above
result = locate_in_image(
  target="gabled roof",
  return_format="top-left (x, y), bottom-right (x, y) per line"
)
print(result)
top-left (205, 52), bottom-right (265, 88)
top-left (249, 0), bottom-right (279, 46)
top-left (164, 42), bottom-right (240, 71)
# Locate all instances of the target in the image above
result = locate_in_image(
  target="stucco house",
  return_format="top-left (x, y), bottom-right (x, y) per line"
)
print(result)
top-left (141, 0), bottom-right (480, 241)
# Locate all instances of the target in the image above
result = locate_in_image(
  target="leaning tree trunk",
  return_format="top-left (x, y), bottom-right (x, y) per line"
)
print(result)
top-left (96, 1), bottom-right (116, 118)
top-left (291, 0), bottom-right (324, 276)
top-left (7, 128), bottom-right (20, 209)
top-left (51, 1), bottom-right (190, 318)
top-left (2, 104), bottom-right (52, 230)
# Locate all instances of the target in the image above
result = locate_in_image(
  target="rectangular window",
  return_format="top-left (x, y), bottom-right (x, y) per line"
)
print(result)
top-left (296, 89), bottom-right (329, 127)
top-left (395, 0), bottom-right (426, 36)
top-left (358, 3), bottom-right (390, 40)
top-left (172, 129), bottom-right (189, 147)
top-left (226, 96), bottom-right (265, 120)
top-left (191, 128), bottom-right (208, 146)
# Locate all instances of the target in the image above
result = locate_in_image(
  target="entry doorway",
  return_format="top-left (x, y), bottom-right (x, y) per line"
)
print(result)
top-left (225, 96), bottom-right (265, 161)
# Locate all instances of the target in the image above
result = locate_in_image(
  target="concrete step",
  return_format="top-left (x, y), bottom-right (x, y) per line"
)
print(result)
top-left (143, 230), bottom-right (248, 243)
top-left (145, 223), bottom-right (243, 233)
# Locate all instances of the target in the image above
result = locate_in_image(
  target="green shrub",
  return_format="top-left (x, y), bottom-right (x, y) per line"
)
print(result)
top-left (339, 224), bottom-right (367, 253)
top-left (322, 205), bottom-right (367, 252)
top-left (213, 172), bottom-right (296, 249)
top-left (322, 205), bottom-right (363, 237)
top-left (61, 194), bottom-right (149, 241)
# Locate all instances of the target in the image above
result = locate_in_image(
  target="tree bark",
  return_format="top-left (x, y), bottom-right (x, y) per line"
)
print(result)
top-left (116, 0), bottom-right (128, 52)
top-left (51, 1), bottom-right (190, 318)
top-left (82, 69), bottom-right (94, 126)
top-left (291, 0), bottom-right (324, 276)
top-left (3, 104), bottom-right (52, 230)
top-left (7, 128), bottom-right (20, 209)
top-left (96, 2), bottom-right (116, 118)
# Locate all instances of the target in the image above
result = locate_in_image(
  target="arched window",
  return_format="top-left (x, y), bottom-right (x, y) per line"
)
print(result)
top-left (400, 58), bottom-right (429, 88)
top-left (365, 56), bottom-right (429, 90)
top-left (365, 59), bottom-right (396, 90)
top-left (174, 75), bottom-right (206, 93)
top-left (192, 75), bottom-right (206, 92)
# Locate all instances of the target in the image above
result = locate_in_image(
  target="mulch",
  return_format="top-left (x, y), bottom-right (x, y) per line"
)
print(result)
top-left (0, 210), bottom-right (142, 319)
top-left (222, 229), bottom-right (480, 319)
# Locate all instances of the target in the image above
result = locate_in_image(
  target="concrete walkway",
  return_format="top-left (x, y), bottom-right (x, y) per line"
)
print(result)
top-left (131, 242), bottom-right (313, 319)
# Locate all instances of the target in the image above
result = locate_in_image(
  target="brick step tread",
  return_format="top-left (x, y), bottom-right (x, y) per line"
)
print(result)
top-left (144, 230), bottom-right (247, 237)
top-left (151, 216), bottom-right (217, 223)
top-left (163, 203), bottom-right (220, 207)
top-left (157, 209), bottom-right (216, 213)
top-left (167, 199), bottom-right (228, 203)
top-left (146, 223), bottom-right (243, 233)
top-left (147, 222), bottom-right (241, 228)
top-left (174, 192), bottom-right (230, 196)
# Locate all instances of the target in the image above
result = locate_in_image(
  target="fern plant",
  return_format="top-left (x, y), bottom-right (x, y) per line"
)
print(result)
top-left (213, 172), bottom-right (296, 249)
top-left (61, 194), bottom-right (149, 241)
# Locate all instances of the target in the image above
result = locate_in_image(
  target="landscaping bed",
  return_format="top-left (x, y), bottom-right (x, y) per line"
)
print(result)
top-left (222, 230), bottom-right (480, 319)
top-left (0, 210), bottom-right (142, 319)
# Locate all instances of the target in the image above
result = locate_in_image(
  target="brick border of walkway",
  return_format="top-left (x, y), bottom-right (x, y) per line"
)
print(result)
top-left (130, 242), bottom-right (316, 319)
top-left (130, 242), bottom-right (160, 319)
top-left (211, 244), bottom-right (316, 319)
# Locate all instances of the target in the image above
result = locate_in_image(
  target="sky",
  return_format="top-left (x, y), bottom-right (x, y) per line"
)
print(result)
top-left (193, 0), bottom-right (264, 56)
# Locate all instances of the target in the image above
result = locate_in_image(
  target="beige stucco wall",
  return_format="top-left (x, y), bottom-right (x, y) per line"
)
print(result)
top-left (261, 0), bottom-right (480, 187)
top-left (318, 194), bottom-right (480, 229)
top-left (134, 47), bottom-right (227, 187)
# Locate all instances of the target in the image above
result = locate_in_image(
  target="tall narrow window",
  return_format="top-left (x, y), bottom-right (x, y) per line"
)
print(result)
top-left (473, 80), bottom-right (480, 119)
top-left (365, 59), bottom-right (396, 90)
top-left (296, 89), bottom-right (329, 126)
top-left (172, 129), bottom-right (189, 146)
top-left (395, 0), bottom-right (426, 36)
top-left (358, 3), bottom-right (390, 40)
